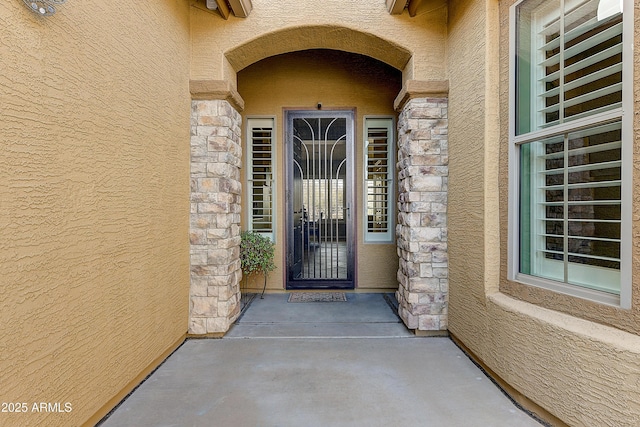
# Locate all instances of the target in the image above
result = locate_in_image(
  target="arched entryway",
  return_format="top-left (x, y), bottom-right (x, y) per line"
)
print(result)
top-left (188, 26), bottom-right (449, 336)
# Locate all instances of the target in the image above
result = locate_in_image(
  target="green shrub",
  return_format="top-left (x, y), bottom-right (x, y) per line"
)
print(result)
top-left (240, 231), bottom-right (276, 297)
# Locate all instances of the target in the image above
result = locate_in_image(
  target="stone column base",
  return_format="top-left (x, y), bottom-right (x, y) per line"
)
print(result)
top-left (396, 97), bottom-right (449, 332)
top-left (189, 99), bottom-right (242, 335)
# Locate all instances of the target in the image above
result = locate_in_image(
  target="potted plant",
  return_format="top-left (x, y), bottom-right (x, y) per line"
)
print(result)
top-left (240, 231), bottom-right (276, 298)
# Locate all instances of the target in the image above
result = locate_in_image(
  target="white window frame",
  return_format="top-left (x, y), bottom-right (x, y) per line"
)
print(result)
top-left (363, 116), bottom-right (395, 243)
top-left (245, 117), bottom-right (276, 241)
top-left (507, 0), bottom-right (633, 308)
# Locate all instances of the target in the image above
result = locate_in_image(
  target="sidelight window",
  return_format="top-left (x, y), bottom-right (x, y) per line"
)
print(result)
top-left (364, 117), bottom-right (395, 243)
top-left (247, 118), bottom-right (275, 240)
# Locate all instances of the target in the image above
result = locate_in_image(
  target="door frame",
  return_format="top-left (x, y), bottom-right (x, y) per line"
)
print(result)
top-left (284, 109), bottom-right (356, 290)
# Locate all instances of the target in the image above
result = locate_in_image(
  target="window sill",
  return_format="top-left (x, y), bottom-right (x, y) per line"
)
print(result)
top-left (513, 273), bottom-right (622, 308)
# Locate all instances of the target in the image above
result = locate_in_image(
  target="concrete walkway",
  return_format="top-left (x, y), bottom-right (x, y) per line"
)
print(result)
top-left (99, 293), bottom-right (544, 427)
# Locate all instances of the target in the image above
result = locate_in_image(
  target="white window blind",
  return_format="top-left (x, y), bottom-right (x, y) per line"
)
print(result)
top-left (247, 118), bottom-right (275, 239)
top-left (364, 117), bottom-right (394, 243)
top-left (516, 0), bottom-right (623, 134)
top-left (520, 120), bottom-right (621, 293)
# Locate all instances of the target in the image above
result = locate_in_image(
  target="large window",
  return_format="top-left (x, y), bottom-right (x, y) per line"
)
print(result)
top-left (364, 117), bottom-right (395, 243)
top-left (247, 118), bottom-right (275, 240)
top-left (509, 0), bottom-right (631, 307)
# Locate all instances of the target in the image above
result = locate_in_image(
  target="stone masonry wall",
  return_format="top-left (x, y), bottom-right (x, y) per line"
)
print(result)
top-left (189, 100), bottom-right (242, 334)
top-left (396, 97), bottom-right (449, 332)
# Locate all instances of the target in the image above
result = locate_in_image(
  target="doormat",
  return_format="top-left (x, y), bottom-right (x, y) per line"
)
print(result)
top-left (288, 292), bottom-right (347, 303)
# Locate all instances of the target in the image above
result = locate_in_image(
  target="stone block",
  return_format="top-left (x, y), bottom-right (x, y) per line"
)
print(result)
top-left (190, 250), bottom-right (208, 266)
top-left (400, 261), bottom-right (420, 278)
top-left (417, 242), bottom-right (447, 253)
top-left (421, 213), bottom-right (447, 227)
top-left (207, 228), bottom-right (230, 240)
top-left (410, 175), bottom-right (442, 192)
top-left (408, 277), bottom-right (440, 293)
top-left (191, 297), bottom-right (218, 317)
top-left (207, 249), bottom-right (231, 265)
top-left (208, 136), bottom-right (229, 152)
top-left (215, 214), bottom-right (234, 229)
top-left (199, 178), bottom-right (219, 192)
top-left (219, 178), bottom-right (241, 194)
top-left (405, 201), bottom-right (431, 213)
top-left (194, 100), bottom-right (219, 116)
top-left (412, 303), bottom-right (435, 315)
top-left (192, 214), bottom-right (216, 229)
top-left (408, 251), bottom-right (432, 263)
top-left (419, 263), bottom-right (433, 277)
top-left (207, 285), bottom-right (219, 297)
top-left (427, 302), bottom-right (447, 315)
top-left (432, 251), bottom-right (448, 263)
top-left (207, 275), bottom-right (234, 288)
top-left (191, 192), bottom-right (218, 203)
top-left (206, 317), bottom-right (229, 334)
top-left (407, 292), bottom-right (420, 304)
top-left (216, 236), bottom-right (241, 249)
top-left (191, 265), bottom-right (229, 276)
top-left (191, 276), bottom-right (209, 297)
top-left (419, 192), bottom-right (447, 203)
top-left (418, 314), bottom-right (442, 330)
top-left (217, 298), bottom-right (237, 317)
top-left (196, 126), bottom-right (218, 137)
top-left (399, 307), bottom-right (419, 329)
top-left (410, 227), bottom-right (442, 242)
top-left (219, 101), bottom-right (234, 118)
top-left (411, 155), bottom-right (445, 166)
top-left (190, 136), bottom-right (208, 156)
top-left (431, 202), bottom-right (447, 213)
top-left (189, 318), bottom-right (207, 335)
top-left (418, 166), bottom-right (448, 176)
top-left (207, 162), bottom-right (235, 178)
top-left (417, 294), bottom-right (435, 305)
top-left (433, 267), bottom-right (448, 278)
top-left (189, 230), bottom-right (207, 245)
top-left (191, 162), bottom-right (207, 177)
top-left (199, 202), bottom-right (228, 214)
top-left (198, 115), bottom-right (232, 128)
top-left (218, 283), bottom-right (236, 301)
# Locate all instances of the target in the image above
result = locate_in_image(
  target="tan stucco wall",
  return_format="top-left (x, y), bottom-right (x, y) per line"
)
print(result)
top-left (0, 1), bottom-right (191, 426)
top-left (238, 50), bottom-right (401, 291)
top-left (190, 0), bottom-right (447, 85)
top-left (448, 0), bottom-right (640, 425)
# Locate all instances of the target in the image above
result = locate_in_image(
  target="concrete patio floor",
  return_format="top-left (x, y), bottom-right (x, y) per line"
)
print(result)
top-left (99, 293), bottom-right (545, 427)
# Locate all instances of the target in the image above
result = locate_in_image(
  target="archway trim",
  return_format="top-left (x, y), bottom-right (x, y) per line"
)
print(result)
top-left (225, 25), bottom-right (412, 73)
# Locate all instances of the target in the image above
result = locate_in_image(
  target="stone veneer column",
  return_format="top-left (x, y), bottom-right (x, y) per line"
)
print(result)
top-left (189, 99), bottom-right (242, 335)
top-left (396, 97), bottom-right (448, 333)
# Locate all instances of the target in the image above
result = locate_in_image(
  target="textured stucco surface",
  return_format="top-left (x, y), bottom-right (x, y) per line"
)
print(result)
top-left (447, 0), bottom-right (491, 358)
top-left (238, 50), bottom-right (401, 291)
top-left (0, 1), bottom-right (191, 426)
top-left (448, 0), bottom-right (640, 425)
top-left (190, 0), bottom-right (447, 83)
top-left (3, 0), bottom-right (639, 425)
